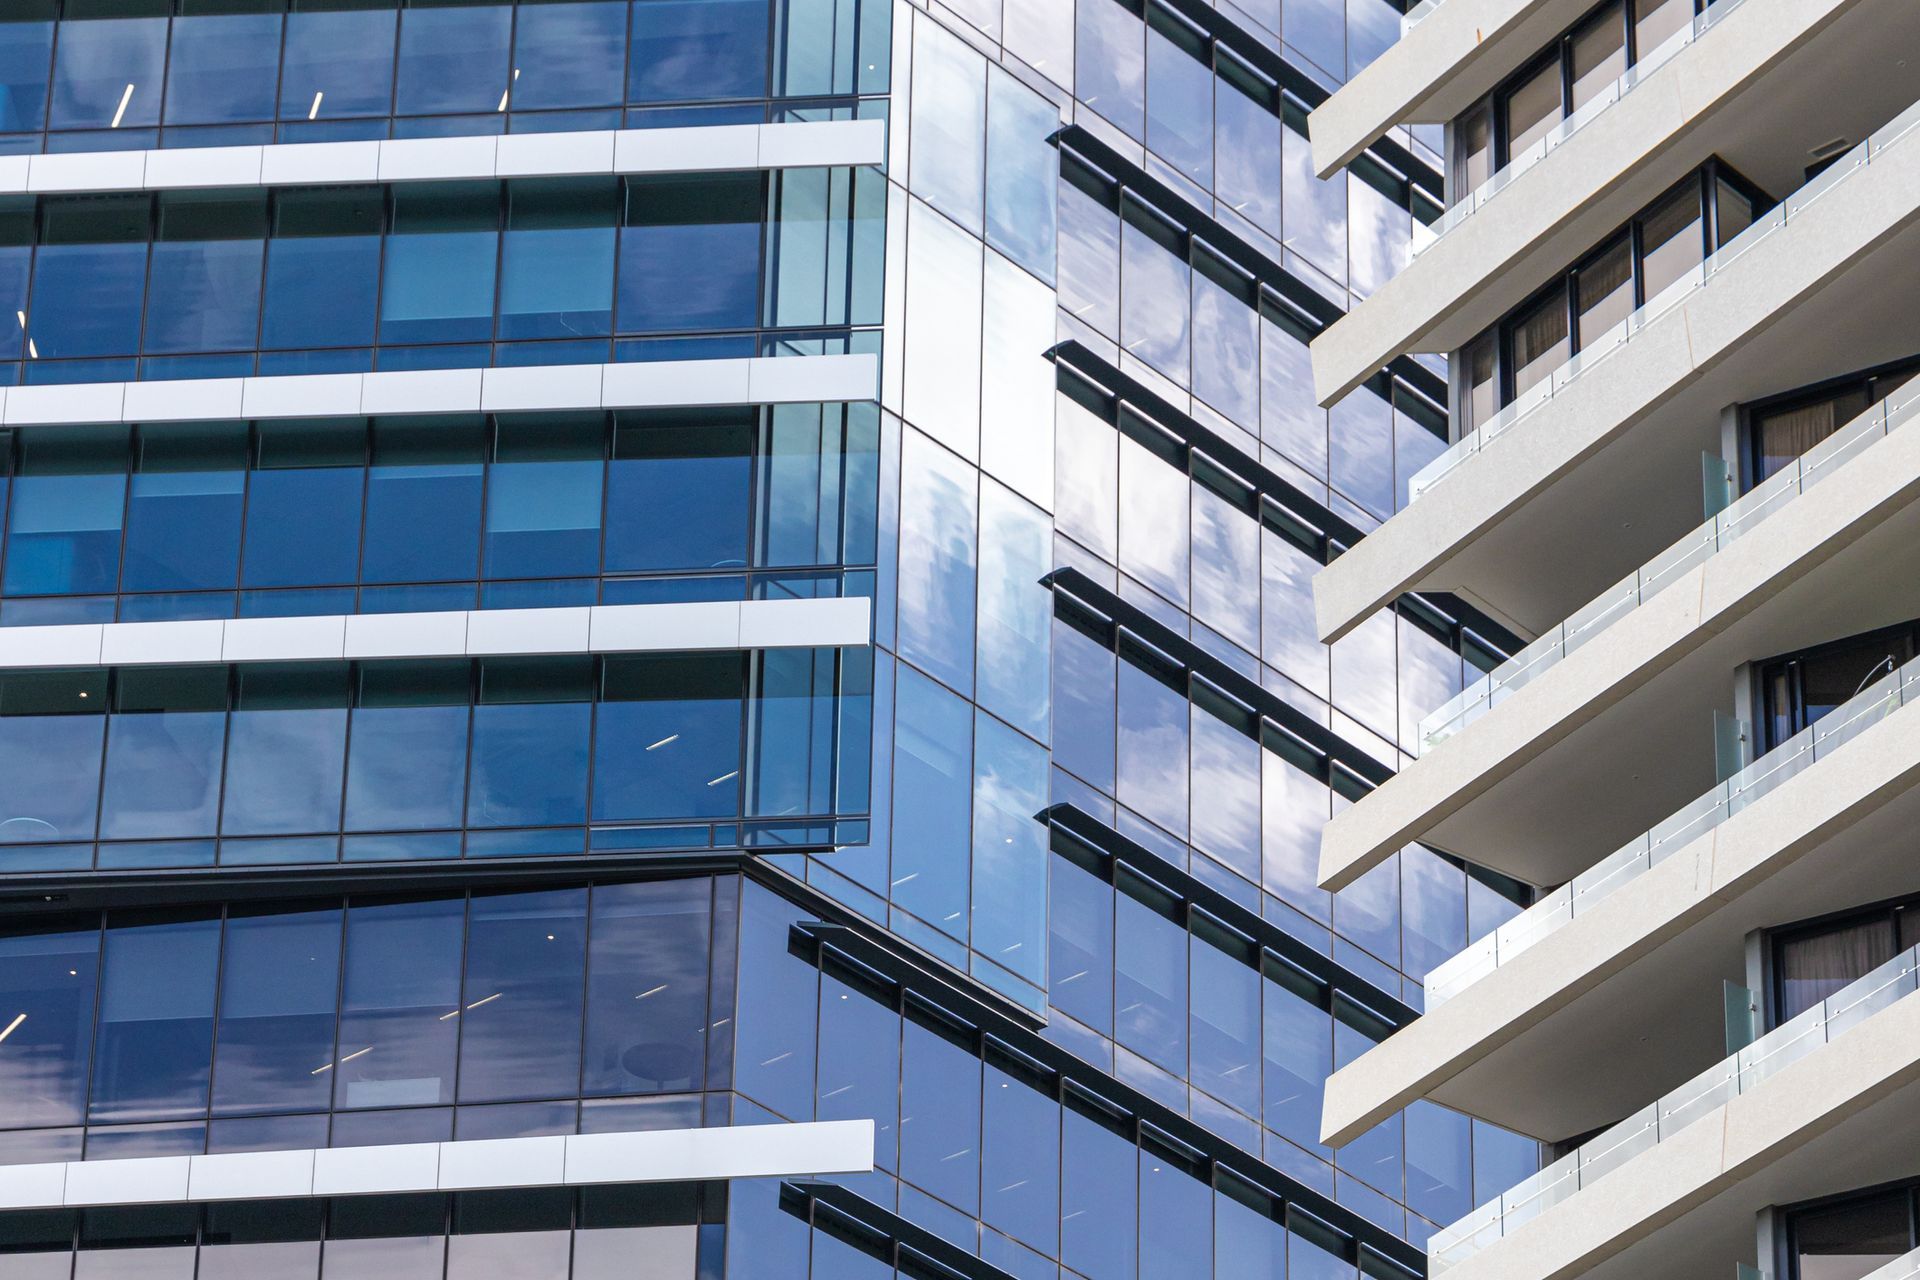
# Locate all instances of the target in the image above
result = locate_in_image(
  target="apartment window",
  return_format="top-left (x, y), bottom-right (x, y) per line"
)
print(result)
top-left (1758, 624), bottom-right (1916, 750)
top-left (1745, 358), bottom-right (1920, 486)
top-left (1470, 164), bottom-right (1763, 414)
top-left (1451, 0), bottom-right (1705, 185)
top-left (1786, 1183), bottom-right (1914, 1280)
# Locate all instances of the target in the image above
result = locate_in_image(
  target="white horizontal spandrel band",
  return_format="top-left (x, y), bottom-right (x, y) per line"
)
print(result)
top-left (0, 353), bottom-right (877, 427)
top-left (0, 119), bottom-right (885, 197)
top-left (0, 1120), bottom-right (876, 1210)
top-left (0, 598), bottom-right (872, 670)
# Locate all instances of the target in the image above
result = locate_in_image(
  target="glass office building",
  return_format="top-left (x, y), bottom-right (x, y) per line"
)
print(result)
top-left (0, 2), bottom-right (1541, 1278)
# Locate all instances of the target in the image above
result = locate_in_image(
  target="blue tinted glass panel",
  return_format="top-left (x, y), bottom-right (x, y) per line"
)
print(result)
top-left (593, 654), bottom-right (743, 822)
top-left (381, 186), bottom-right (500, 346)
top-left (1141, 1146), bottom-right (1213, 1280)
top-left (1144, 26), bottom-right (1212, 187)
top-left (982, 1066), bottom-right (1058, 1254)
top-left (211, 906), bottom-right (341, 1116)
top-left (0, 21), bottom-right (51, 133)
top-left (512, 3), bottom-right (628, 110)
top-left (361, 422), bottom-right (484, 584)
top-left (99, 669), bottom-right (225, 841)
top-left (220, 668), bottom-right (348, 836)
top-left (335, 897), bottom-right (463, 1108)
top-left (901, 1019), bottom-right (980, 1214)
top-left (616, 175), bottom-right (762, 333)
top-left (1114, 893), bottom-right (1185, 1077)
top-left (457, 887), bottom-right (587, 1103)
top-left (970, 713), bottom-right (1046, 986)
top-left (815, 972), bottom-right (899, 1170)
top-left (732, 881), bottom-right (817, 1119)
top-left (1062, 1107), bottom-right (1136, 1280)
top-left (90, 914), bottom-right (219, 1122)
top-left (164, 13), bottom-right (281, 126)
top-left (30, 242), bottom-right (146, 358)
top-left (122, 472), bottom-right (243, 594)
top-left (605, 413), bottom-right (752, 573)
top-left (4, 473), bottom-right (125, 596)
top-left (889, 667), bottom-right (971, 942)
top-left (1048, 854), bottom-right (1112, 1034)
top-left (484, 463), bottom-right (602, 579)
top-left (0, 924), bottom-right (96, 1128)
top-left (582, 879), bottom-right (711, 1096)
top-left (395, 5), bottom-right (512, 116)
top-left (499, 180), bottom-right (616, 341)
top-left (145, 238), bottom-right (265, 355)
top-left (343, 669), bottom-right (469, 833)
top-left (260, 229), bottom-right (381, 350)
top-left (49, 17), bottom-right (165, 131)
top-left (280, 9), bottom-right (397, 122)
top-left (1190, 938), bottom-right (1258, 1116)
top-left (1116, 662), bottom-right (1188, 842)
top-left (0, 707), bottom-right (103, 845)
top-left (629, 0), bottom-right (769, 102)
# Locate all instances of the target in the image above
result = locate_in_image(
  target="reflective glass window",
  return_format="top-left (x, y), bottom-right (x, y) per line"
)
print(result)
top-left (895, 429), bottom-right (978, 694)
top-left (361, 419), bottom-right (485, 585)
top-left (1638, 182), bottom-right (1704, 302)
top-left (484, 415), bottom-right (603, 579)
top-left (1119, 218), bottom-right (1191, 381)
top-left (1792, 1189), bottom-right (1910, 1280)
top-left (280, 9), bottom-right (397, 123)
top-left (983, 1064), bottom-right (1059, 1255)
top-left (583, 880), bottom-right (711, 1096)
top-left (594, 653), bottom-right (744, 821)
top-left (0, 921), bottom-right (97, 1128)
top-left (511, 2), bottom-right (629, 110)
top-left (1113, 889), bottom-right (1186, 1077)
top-left (99, 666), bottom-right (226, 841)
top-left (0, 670), bottom-right (106, 845)
top-left (396, 4), bottom-right (512, 116)
top-left (262, 189), bottom-right (384, 353)
top-left (31, 197), bottom-right (149, 360)
top-left (457, 888), bottom-right (587, 1103)
top-left (49, 10), bottom-right (165, 132)
top-left (900, 1018), bottom-right (981, 1213)
top-left (380, 182), bottom-right (500, 347)
top-left (1141, 1146), bottom-right (1213, 1280)
top-left (0, 15), bottom-right (52, 134)
top-left (816, 972), bottom-right (900, 1169)
top-left (164, 11), bottom-right (282, 126)
top-left (1076, 0), bottom-right (1143, 139)
top-left (499, 179), bottom-right (617, 341)
top-left (241, 420), bottom-right (364, 589)
top-left (1048, 854), bottom-right (1113, 1035)
top-left (969, 711), bottom-right (1048, 986)
top-left (1116, 660), bottom-right (1188, 841)
top-left (617, 174), bottom-right (762, 334)
top-left (90, 912), bottom-right (219, 1123)
top-left (221, 664), bottom-right (349, 836)
top-left (629, 0), bottom-right (770, 103)
top-left (1144, 13), bottom-right (1212, 188)
top-left (144, 194), bottom-right (267, 356)
top-left (334, 897), bottom-right (464, 1109)
top-left (733, 881), bottom-right (817, 1118)
top-left (1570, 4), bottom-right (1626, 111)
top-left (889, 666), bottom-right (973, 940)
top-left (984, 67), bottom-right (1058, 282)
top-left (211, 906), bottom-right (342, 1116)
top-left (122, 424), bottom-right (245, 594)
top-left (909, 21), bottom-right (986, 234)
top-left (1507, 287), bottom-right (1569, 398)
top-left (1502, 56), bottom-right (1562, 160)
top-left (4, 428), bottom-right (126, 597)
top-left (344, 663), bottom-right (470, 833)
top-left (1062, 1106), bottom-right (1137, 1280)
top-left (606, 409), bottom-right (752, 573)
top-left (468, 658), bottom-right (593, 829)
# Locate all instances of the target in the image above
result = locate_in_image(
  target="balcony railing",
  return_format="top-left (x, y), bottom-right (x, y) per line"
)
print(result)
top-left (1417, 380), bottom-right (1920, 752)
top-left (1410, 0), bottom-right (1747, 258)
top-left (1406, 94), bottom-right (1920, 505)
top-left (1429, 942), bottom-right (1920, 1270)
top-left (1423, 650), bottom-right (1920, 1008)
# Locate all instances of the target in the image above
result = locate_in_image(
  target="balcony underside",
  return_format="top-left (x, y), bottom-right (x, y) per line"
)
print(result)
top-left (1323, 697), bottom-right (1920, 1146)
top-left (1313, 129), bottom-right (1920, 646)
top-left (1319, 417), bottom-right (1920, 892)
top-left (1311, 0), bottom-right (1918, 406)
top-left (1436, 993), bottom-right (1920, 1280)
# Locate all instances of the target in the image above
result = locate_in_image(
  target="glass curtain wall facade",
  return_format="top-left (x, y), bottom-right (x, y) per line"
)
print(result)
top-left (0, 3), bottom-right (1538, 1280)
